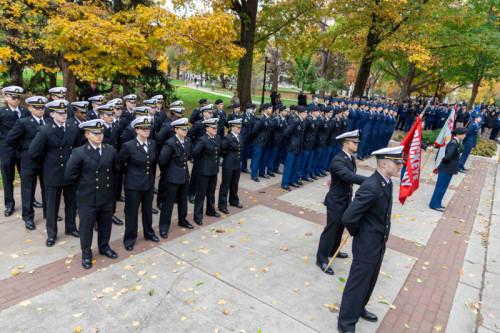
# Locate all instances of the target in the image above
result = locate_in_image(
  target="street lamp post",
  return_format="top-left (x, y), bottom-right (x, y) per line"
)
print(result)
top-left (261, 56), bottom-right (269, 106)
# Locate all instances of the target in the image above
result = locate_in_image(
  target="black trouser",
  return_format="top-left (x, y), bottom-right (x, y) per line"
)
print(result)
top-left (218, 168), bottom-right (240, 209)
top-left (316, 208), bottom-right (345, 264)
top-left (157, 170), bottom-right (167, 207)
top-left (115, 169), bottom-right (124, 201)
top-left (188, 170), bottom-right (197, 198)
top-left (124, 188), bottom-right (156, 247)
top-left (78, 202), bottom-right (113, 259)
top-left (20, 167), bottom-right (45, 221)
top-left (1, 155), bottom-right (21, 209)
top-left (159, 181), bottom-right (188, 234)
top-left (338, 250), bottom-right (385, 332)
top-left (45, 184), bottom-right (77, 239)
top-left (194, 174), bottom-right (217, 222)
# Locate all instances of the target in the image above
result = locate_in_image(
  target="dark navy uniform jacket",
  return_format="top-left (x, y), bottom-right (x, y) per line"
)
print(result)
top-left (119, 139), bottom-right (157, 191)
top-left (283, 117), bottom-right (305, 154)
top-left (158, 135), bottom-right (192, 184)
top-left (0, 105), bottom-right (28, 160)
top-left (252, 114), bottom-right (272, 149)
top-left (192, 134), bottom-right (221, 176)
top-left (342, 171), bottom-right (393, 263)
top-left (64, 143), bottom-right (118, 206)
top-left (6, 115), bottom-right (48, 169)
top-left (28, 122), bottom-right (79, 187)
top-left (221, 132), bottom-right (241, 170)
top-left (438, 138), bottom-right (461, 175)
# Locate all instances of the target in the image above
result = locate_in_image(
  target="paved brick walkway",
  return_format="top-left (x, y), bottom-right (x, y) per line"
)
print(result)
top-left (0, 157), bottom-right (492, 333)
top-left (378, 159), bottom-right (489, 333)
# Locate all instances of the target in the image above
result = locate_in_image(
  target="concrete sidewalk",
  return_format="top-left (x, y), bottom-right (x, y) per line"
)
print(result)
top-left (0, 151), bottom-right (498, 333)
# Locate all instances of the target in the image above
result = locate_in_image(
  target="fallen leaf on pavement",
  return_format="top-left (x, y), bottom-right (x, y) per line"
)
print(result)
top-left (324, 303), bottom-right (339, 312)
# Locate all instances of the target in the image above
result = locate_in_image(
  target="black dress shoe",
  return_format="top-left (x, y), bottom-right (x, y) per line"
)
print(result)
top-left (194, 220), bottom-right (203, 226)
top-left (219, 207), bottom-right (230, 214)
top-left (82, 258), bottom-right (92, 269)
top-left (117, 195), bottom-right (125, 202)
top-left (112, 215), bottom-right (124, 225)
top-left (241, 169), bottom-right (248, 173)
top-left (262, 174), bottom-right (271, 179)
top-left (303, 177), bottom-right (313, 182)
top-left (290, 183), bottom-right (300, 188)
top-left (99, 248), bottom-right (118, 259)
top-left (430, 207), bottom-right (444, 212)
top-left (153, 187), bottom-right (158, 194)
top-left (230, 203), bottom-right (244, 208)
top-left (267, 172), bottom-right (275, 177)
top-left (281, 186), bottom-right (291, 191)
top-left (4, 207), bottom-right (14, 217)
top-left (151, 208), bottom-right (159, 214)
top-left (337, 325), bottom-right (353, 333)
top-left (57, 216), bottom-right (63, 222)
top-left (275, 170), bottom-right (282, 175)
top-left (25, 219), bottom-right (36, 230)
top-left (360, 309), bottom-right (378, 322)
top-left (251, 177), bottom-right (260, 182)
top-left (188, 196), bottom-right (195, 204)
top-left (311, 175), bottom-right (319, 180)
top-left (316, 261), bottom-right (334, 275)
top-left (146, 235), bottom-right (160, 242)
top-left (207, 212), bottom-right (221, 218)
top-left (160, 232), bottom-right (168, 239)
top-left (178, 220), bottom-right (194, 229)
top-left (33, 200), bottom-right (43, 208)
top-left (297, 180), bottom-right (304, 186)
top-left (65, 230), bottom-right (80, 238)
top-left (125, 245), bottom-right (134, 251)
top-left (46, 238), bottom-right (56, 247)
top-left (337, 252), bottom-right (349, 259)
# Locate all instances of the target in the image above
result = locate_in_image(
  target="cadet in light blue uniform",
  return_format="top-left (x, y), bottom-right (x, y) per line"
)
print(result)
top-left (458, 115), bottom-right (481, 172)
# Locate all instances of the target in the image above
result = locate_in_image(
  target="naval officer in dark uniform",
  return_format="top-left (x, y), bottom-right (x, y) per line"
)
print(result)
top-left (64, 119), bottom-right (119, 269)
top-left (316, 130), bottom-right (367, 275)
top-left (337, 145), bottom-right (404, 333)
top-left (119, 116), bottom-right (160, 251)
top-left (158, 118), bottom-right (193, 238)
top-left (1, 85), bottom-right (28, 217)
top-left (192, 117), bottom-right (221, 225)
top-left (218, 118), bottom-right (244, 214)
top-left (29, 100), bottom-right (79, 247)
top-left (5, 96), bottom-right (49, 230)
top-left (429, 127), bottom-right (466, 211)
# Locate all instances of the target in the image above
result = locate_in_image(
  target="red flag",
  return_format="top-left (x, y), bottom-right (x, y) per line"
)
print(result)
top-left (399, 117), bottom-right (423, 204)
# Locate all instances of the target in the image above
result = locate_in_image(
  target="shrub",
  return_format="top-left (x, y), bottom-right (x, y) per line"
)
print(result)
top-left (472, 139), bottom-right (497, 158)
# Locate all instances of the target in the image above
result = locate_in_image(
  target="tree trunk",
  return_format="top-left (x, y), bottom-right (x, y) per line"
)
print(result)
top-left (47, 72), bottom-right (57, 88)
top-left (399, 63), bottom-right (416, 102)
top-left (9, 61), bottom-right (23, 86)
top-left (468, 76), bottom-right (482, 108)
top-left (468, 53), bottom-right (486, 108)
top-left (61, 58), bottom-right (77, 101)
top-left (352, 22), bottom-right (380, 97)
top-left (236, 0), bottom-right (258, 108)
top-left (176, 63), bottom-right (181, 79)
top-left (220, 73), bottom-right (227, 89)
top-left (167, 64), bottom-right (172, 79)
top-left (269, 47), bottom-right (280, 93)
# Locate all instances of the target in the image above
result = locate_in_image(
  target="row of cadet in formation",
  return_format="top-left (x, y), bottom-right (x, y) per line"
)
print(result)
top-left (1, 85), bottom-right (402, 269)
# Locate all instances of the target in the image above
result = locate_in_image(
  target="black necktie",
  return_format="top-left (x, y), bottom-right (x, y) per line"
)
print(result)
top-left (60, 126), bottom-right (65, 133)
top-left (39, 120), bottom-right (44, 126)
top-left (96, 147), bottom-right (101, 156)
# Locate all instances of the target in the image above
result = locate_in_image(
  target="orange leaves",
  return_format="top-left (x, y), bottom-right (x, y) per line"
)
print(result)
top-left (39, 3), bottom-right (244, 80)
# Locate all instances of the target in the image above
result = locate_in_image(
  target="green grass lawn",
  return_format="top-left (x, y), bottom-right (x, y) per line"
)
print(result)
top-left (173, 85), bottom-right (294, 113)
top-left (173, 86), bottom-right (232, 114)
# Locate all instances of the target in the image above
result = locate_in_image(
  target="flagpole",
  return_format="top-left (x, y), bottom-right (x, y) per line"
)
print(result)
top-left (326, 234), bottom-right (351, 270)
